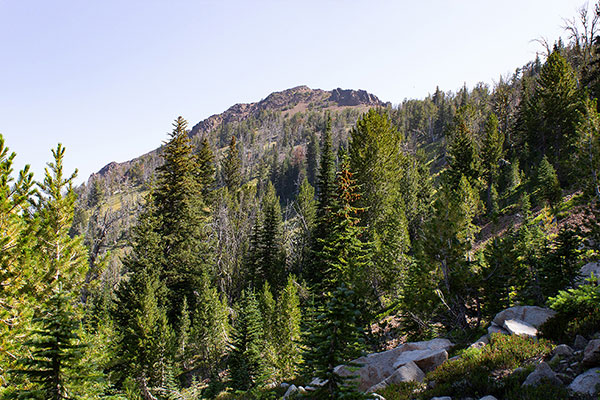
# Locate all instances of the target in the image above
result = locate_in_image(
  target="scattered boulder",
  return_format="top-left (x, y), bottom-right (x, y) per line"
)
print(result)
top-left (283, 384), bottom-right (297, 399)
top-left (574, 334), bottom-right (589, 350)
top-left (503, 319), bottom-right (538, 337)
top-left (479, 396), bottom-right (498, 400)
top-left (367, 361), bottom-right (425, 392)
top-left (583, 339), bottom-right (600, 367)
top-left (392, 348), bottom-right (448, 372)
top-left (493, 306), bottom-right (556, 331)
top-left (553, 344), bottom-right (574, 357)
top-left (335, 338), bottom-right (453, 391)
top-left (522, 362), bottom-right (563, 387)
top-left (280, 382), bottom-right (290, 389)
top-left (575, 262), bottom-right (600, 286)
top-left (430, 397), bottom-right (452, 400)
top-left (568, 367), bottom-right (600, 395)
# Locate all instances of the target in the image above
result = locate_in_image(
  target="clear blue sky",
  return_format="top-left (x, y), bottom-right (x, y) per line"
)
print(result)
top-left (0, 0), bottom-right (585, 184)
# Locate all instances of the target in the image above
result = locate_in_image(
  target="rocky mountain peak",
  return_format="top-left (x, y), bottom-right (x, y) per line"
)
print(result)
top-left (189, 86), bottom-right (385, 136)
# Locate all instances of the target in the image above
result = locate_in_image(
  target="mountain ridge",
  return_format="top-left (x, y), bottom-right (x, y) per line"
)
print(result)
top-left (89, 86), bottom-right (386, 182)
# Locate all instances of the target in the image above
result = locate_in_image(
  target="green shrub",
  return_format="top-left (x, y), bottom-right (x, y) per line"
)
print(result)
top-left (419, 334), bottom-right (553, 399)
top-left (540, 277), bottom-right (600, 343)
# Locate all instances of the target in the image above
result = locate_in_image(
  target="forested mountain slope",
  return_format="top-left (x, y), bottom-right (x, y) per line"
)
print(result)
top-left (3, 4), bottom-right (600, 399)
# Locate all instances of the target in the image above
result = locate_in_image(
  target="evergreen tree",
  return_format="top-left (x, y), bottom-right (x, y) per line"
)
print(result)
top-left (113, 267), bottom-right (175, 395)
top-left (349, 108), bottom-right (410, 299)
top-left (13, 291), bottom-right (85, 400)
top-left (196, 137), bottom-right (216, 202)
top-left (525, 50), bottom-right (584, 180)
top-left (33, 144), bottom-right (87, 296)
top-left (445, 109), bottom-right (480, 187)
top-left (190, 273), bottom-right (231, 378)
top-left (13, 144), bottom-right (94, 399)
top-left (306, 131), bottom-right (320, 186)
top-left (293, 177), bottom-right (316, 275)
top-left (535, 155), bottom-right (562, 206)
top-left (246, 182), bottom-right (285, 290)
top-left (273, 275), bottom-right (302, 381)
top-left (305, 114), bottom-right (337, 288)
top-left (304, 285), bottom-right (365, 399)
top-left (222, 135), bottom-right (242, 192)
top-left (317, 155), bottom-right (374, 319)
top-left (154, 116), bottom-right (213, 323)
top-left (419, 175), bottom-right (481, 330)
top-left (229, 289), bottom-right (265, 391)
top-left (482, 113), bottom-right (504, 216)
top-left (0, 135), bottom-right (35, 379)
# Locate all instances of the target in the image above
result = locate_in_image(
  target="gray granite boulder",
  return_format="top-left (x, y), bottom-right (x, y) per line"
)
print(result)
top-left (522, 362), bottom-right (562, 387)
top-left (568, 368), bottom-right (600, 395)
top-left (583, 339), bottom-right (600, 367)
top-left (493, 306), bottom-right (556, 331)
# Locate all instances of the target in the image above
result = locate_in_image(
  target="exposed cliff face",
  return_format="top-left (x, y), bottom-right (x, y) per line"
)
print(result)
top-left (189, 85), bottom-right (385, 136)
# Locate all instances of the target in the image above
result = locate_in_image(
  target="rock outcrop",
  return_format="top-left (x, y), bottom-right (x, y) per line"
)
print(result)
top-left (487, 306), bottom-right (556, 337)
top-left (332, 338), bottom-right (453, 392)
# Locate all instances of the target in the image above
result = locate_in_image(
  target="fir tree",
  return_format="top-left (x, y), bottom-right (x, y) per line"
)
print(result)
top-left (154, 116), bottom-right (213, 323)
top-left (222, 135), bottom-right (242, 192)
top-left (274, 275), bottom-right (302, 382)
top-left (349, 108), bottom-right (410, 299)
top-left (305, 114), bottom-right (337, 288)
top-left (13, 291), bottom-right (85, 400)
top-left (246, 182), bottom-right (285, 290)
top-left (304, 285), bottom-right (365, 399)
top-left (196, 137), bottom-right (216, 202)
top-left (482, 113), bottom-right (504, 216)
top-left (446, 109), bottom-right (480, 187)
top-left (318, 156), bottom-right (372, 300)
top-left (190, 273), bottom-right (231, 378)
top-left (526, 50), bottom-right (584, 180)
top-left (535, 155), bottom-right (562, 206)
top-left (306, 131), bottom-right (320, 187)
top-left (229, 289), bottom-right (265, 391)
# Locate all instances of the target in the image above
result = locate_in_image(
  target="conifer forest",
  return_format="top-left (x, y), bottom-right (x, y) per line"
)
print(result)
top-left (3, 4), bottom-right (600, 400)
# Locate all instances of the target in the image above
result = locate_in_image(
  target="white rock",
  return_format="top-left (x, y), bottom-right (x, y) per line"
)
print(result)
top-left (493, 306), bottom-right (556, 329)
top-left (430, 397), bottom-right (452, 400)
top-left (568, 368), bottom-right (600, 395)
top-left (503, 319), bottom-right (538, 337)
top-left (522, 362), bottom-right (562, 387)
top-left (479, 396), bottom-right (498, 400)
top-left (280, 382), bottom-right (290, 389)
top-left (283, 384), bottom-right (297, 399)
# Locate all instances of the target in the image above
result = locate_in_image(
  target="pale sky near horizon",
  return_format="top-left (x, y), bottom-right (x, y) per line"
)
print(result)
top-left (0, 0), bottom-right (587, 184)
